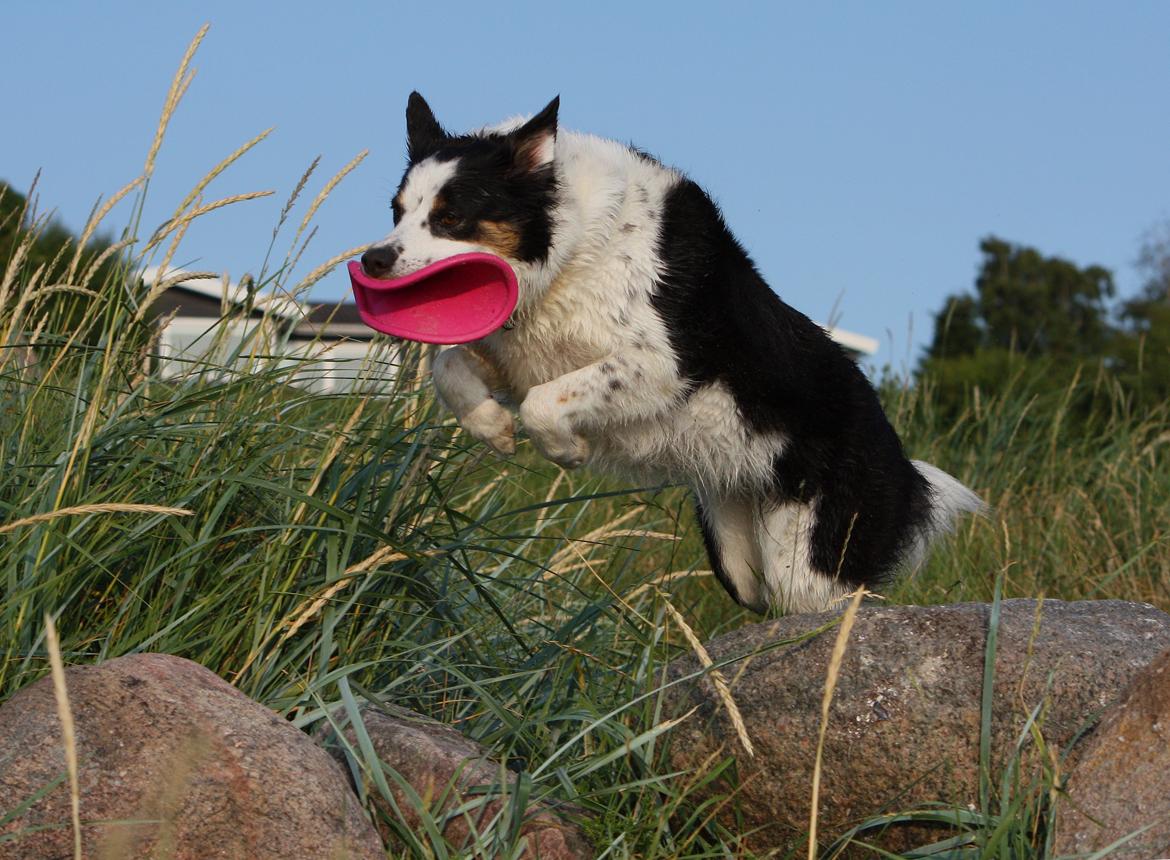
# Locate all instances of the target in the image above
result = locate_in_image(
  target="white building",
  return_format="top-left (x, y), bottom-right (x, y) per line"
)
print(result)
top-left (143, 267), bottom-right (400, 394)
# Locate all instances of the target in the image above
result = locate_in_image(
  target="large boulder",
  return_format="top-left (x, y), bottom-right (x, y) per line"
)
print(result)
top-left (0, 653), bottom-right (383, 860)
top-left (664, 599), bottom-right (1170, 852)
top-left (1056, 646), bottom-right (1170, 858)
top-left (318, 703), bottom-right (592, 859)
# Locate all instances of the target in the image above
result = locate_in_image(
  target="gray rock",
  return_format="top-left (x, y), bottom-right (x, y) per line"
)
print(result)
top-left (663, 599), bottom-right (1170, 852)
top-left (1056, 646), bottom-right (1170, 859)
top-left (0, 653), bottom-right (383, 859)
top-left (318, 703), bottom-right (592, 859)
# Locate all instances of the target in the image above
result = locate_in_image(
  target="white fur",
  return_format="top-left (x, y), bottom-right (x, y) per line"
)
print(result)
top-left (756, 502), bottom-right (847, 614)
top-left (695, 492), bottom-right (766, 611)
top-left (431, 347), bottom-right (515, 455)
top-left (375, 157), bottom-right (463, 276)
top-left (907, 460), bottom-right (988, 568)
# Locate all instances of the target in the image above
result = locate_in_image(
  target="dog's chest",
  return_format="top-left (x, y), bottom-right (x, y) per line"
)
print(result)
top-left (484, 142), bottom-right (679, 399)
top-left (489, 253), bottom-right (665, 398)
top-left (487, 270), bottom-right (620, 396)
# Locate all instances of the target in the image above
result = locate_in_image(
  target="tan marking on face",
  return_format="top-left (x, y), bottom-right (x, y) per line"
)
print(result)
top-left (476, 220), bottom-right (522, 258)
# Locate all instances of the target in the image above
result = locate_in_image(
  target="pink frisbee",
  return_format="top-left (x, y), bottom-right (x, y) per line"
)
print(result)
top-left (348, 253), bottom-right (518, 344)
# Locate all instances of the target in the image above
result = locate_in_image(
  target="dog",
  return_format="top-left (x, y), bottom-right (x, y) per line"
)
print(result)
top-left (361, 92), bottom-right (984, 614)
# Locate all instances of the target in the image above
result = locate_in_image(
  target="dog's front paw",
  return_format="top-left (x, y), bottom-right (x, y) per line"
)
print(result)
top-left (461, 397), bottom-right (516, 456)
top-left (520, 391), bottom-right (590, 469)
top-left (530, 427), bottom-right (590, 469)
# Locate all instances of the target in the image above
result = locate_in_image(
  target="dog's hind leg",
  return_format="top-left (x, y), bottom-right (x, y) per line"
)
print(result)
top-left (694, 493), bottom-right (767, 613)
top-left (755, 501), bottom-right (848, 614)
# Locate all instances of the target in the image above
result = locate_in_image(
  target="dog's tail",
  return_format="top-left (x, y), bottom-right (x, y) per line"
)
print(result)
top-left (907, 460), bottom-right (987, 567)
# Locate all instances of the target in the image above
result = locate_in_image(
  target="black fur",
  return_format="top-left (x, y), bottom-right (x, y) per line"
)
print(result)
top-left (398, 94), bottom-right (559, 263)
top-left (651, 179), bottom-right (933, 591)
top-left (406, 91), bottom-right (448, 163)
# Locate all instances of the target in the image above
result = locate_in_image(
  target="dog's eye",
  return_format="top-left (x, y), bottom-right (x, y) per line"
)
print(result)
top-left (437, 211), bottom-right (461, 228)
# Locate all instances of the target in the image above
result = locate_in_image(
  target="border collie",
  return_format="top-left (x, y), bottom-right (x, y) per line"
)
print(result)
top-left (361, 93), bottom-right (983, 614)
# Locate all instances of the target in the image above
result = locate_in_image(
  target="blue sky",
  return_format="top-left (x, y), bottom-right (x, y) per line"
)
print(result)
top-left (5, 2), bottom-right (1169, 366)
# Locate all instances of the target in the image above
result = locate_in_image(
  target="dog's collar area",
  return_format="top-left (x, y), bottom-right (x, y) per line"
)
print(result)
top-left (502, 315), bottom-right (516, 331)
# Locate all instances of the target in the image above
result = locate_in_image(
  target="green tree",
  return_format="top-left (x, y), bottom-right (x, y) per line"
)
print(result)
top-left (927, 236), bottom-right (1116, 361)
top-left (1, 181), bottom-right (80, 280)
top-left (1, 179), bottom-right (126, 345)
top-left (1113, 222), bottom-right (1170, 405)
top-left (921, 237), bottom-right (1118, 422)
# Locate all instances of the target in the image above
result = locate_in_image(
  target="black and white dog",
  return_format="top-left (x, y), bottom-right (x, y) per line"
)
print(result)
top-left (362, 93), bottom-right (983, 614)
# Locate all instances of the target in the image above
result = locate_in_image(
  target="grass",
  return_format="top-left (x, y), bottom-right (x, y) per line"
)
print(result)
top-left (2, 28), bottom-right (1168, 859)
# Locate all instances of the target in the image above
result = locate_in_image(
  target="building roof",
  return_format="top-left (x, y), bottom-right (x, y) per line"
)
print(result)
top-left (826, 327), bottom-right (879, 356)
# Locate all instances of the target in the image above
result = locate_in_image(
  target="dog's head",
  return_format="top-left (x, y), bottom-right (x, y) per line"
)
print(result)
top-left (361, 92), bottom-right (559, 289)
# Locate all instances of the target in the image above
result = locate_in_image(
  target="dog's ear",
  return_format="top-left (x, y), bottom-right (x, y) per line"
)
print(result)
top-left (406, 91), bottom-right (447, 162)
top-left (509, 96), bottom-right (559, 174)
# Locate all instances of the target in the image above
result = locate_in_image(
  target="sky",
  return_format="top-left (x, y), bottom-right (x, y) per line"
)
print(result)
top-left (4, 2), bottom-right (1170, 367)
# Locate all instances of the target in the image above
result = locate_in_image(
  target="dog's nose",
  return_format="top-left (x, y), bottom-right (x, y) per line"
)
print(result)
top-left (361, 245), bottom-right (399, 279)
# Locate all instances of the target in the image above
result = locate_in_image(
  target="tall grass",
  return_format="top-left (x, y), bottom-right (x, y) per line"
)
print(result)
top-left (2, 27), bottom-right (1168, 859)
top-left (886, 367), bottom-right (1170, 609)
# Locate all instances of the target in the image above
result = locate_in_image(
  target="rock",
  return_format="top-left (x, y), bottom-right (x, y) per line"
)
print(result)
top-left (663, 599), bottom-right (1170, 852)
top-left (318, 703), bottom-right (592, 859)
top-left (1056, 646), bottom-right (1170, 859)
top-left (0, 653), bottom-right (383, 860)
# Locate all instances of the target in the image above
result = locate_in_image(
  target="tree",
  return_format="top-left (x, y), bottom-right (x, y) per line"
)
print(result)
top-left (927, 236), bottom-right (1116, 361)
top-left (1, 181), bottom-right (80, 282)
top-left (920, 237), bottom-right (1118, 422)
top-left (1, 179), bottom-right (126, 346)
top-left (1113, 222), bottom-right (1170, 406)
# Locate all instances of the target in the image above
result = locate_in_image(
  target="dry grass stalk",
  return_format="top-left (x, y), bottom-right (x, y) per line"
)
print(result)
top-left (545, 527), bottom-right (681, 584)
top-left (0, 231), bottom-right (31, 311)
top-left (0, 503), bottom-right (193, 535)
top-left (296, 150), bottom-right (369, 240)
top-left (807, 586), bottom-right (868, 860)
top-left (276, 546), bottom-right (444, 646)
top-left (144, 25), bottom-right (208, 179)
top-left (0, 238), bottom-right (34, 350)
top-left (79, 237), bottom-right (137, 288)
top-left (660, 596), bottom-right (754, 758)
top-left (128, 267), bottom-right (219, 330)
top-left (605, 528), bottom-right (680, 543)
top-left (564, 539), bottom-right (653, 625)
top-left (173, 126), bottom-right (274, 218)
top-left (287, 396), bottom-right (368, 529)
top-left (277, 575), bottom-right (383, 646)
top-left (43, 613), bottom-right (82, 860)
top-left (536, 469), bottom-right (567, 525)
top-left (67, 177), bottom-right (145, 282)
top-left (276, 156), bottom-right (321, 234)
top-left (626, 568), bottom-right (714, 602)
top-left (149, 190), bottom-right (274, 250)
top-left (131, 218), bottom-right (195, 335)
top-left (25, 316), bottom-right (48, 357)
top-left (541, 639), bottom-right (633, 678)
top-left (459, 469), bottom-right (509, 513)
top-left (545, 506), bottom-right (646, 573)
top-left (289, 243), bottom-right (373, 296)
top-left (22, 285), bottom-right (100, 306)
